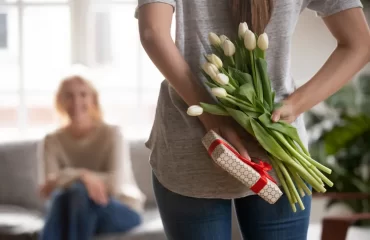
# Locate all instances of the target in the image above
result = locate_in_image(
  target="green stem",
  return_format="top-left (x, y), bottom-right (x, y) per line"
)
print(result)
top-left (249, 51), bottom-right (256, 80)
top-left (278, 161), bottom-right (305, 211)
top-left (286, 137), bottom-right (330, 176)
top-left (285, 158), bottom-right (325, 192)
top-left (289, 166), bottom-right (312, 196)
top-left (272, 131), bottom-right (315, 170)
top-left (292, 154), bottom-right (325, 193)
top-left (312, 167), bottom-right (334, 187)
top-left (224, 96), bottom-right (257, 113)
top-left (270, 156), bottom-right (293, 206)
top-left (285, 136), bottom-right (331, 175)
top-left (305, 164), bottom-right (324, 186)
top-left (302, 153), bottom-right (332, 175)
top-left (286, 137), bottom-right (310, 158)
top-left (292, 153), bottom-right (323, 186)
top-left (220, 68), bottom-right (238, 88)
top-left (228, 56), bottom-right (235, 67)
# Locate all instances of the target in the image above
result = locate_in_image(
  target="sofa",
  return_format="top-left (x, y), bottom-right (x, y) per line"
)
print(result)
top-left (1, 139), bottom-right (369, 240)
top-left (0, 138), bottom-right (171, 240)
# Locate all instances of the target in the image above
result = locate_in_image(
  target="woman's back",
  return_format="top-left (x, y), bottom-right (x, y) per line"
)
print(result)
top-left (140, 0), bottom-right (318, 199)
top-left (137, 1), bottom-right (367, 239)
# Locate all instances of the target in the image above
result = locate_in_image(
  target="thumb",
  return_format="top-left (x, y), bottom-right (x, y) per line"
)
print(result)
top-left (271, 109), bottom-right (281, 122)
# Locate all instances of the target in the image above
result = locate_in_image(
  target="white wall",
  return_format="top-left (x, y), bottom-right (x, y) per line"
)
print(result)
top-left (291, 10), bottom-right (336, 86)
top-left (292, 9), bottom-right (370, 86)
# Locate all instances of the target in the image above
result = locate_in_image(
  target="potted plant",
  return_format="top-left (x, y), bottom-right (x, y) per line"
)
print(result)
top-left (307, 74), bottom-right (370, 226)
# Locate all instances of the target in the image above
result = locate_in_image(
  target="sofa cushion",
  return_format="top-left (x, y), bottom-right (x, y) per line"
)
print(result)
top-left (0, 141), bottom-right (43, 211)
top-left (129, 141), bottom-right (155, 206)
top-left (0, 205), bottom-right (43, 239)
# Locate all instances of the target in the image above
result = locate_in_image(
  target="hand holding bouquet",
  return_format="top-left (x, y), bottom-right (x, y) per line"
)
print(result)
top-left (187, 22), bottom-right (333, 212)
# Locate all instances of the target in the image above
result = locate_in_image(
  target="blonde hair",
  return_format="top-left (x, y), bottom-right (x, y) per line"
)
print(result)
top-left (54, 68), bottom-right (103, 125)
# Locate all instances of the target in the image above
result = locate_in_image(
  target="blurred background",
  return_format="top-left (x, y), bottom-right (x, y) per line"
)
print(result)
top-left (0, 0), bottom-right (176, 142)
top-left (0, 1), bottom-right (369, 240)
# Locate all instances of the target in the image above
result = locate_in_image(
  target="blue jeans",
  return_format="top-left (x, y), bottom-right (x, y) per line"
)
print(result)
top-left (153, 174), bottom-right (311, 240)
top-left (39, 182), bottom-right (141, 240)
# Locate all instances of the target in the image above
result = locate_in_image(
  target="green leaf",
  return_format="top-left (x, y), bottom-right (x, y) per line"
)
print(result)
top-left (242, 111), bottom-right (261, 118)
top-left (258, 113), bottom-right (308, 154)
top-left (223, 85), bottom-right (236, 94)
top-left (258, 113), bottom-right (301, 143)
top-left (256, 47), bottom-right (264, 59)
top-left (256, 58), bottom-right (273, 110)
top-left (235, 47), bottom-right (243, 71)
top-left (200, 102), bottom-right (229, 116)
top-left (205, 81), bottom-right (218, 89)
top-left (224, 97), bottom-right (257, 113)
top-left (225, 108), bottom-right (254, 135)
top-left (255, 98), bottom-right (268, 113)
top-left (250, 119), bottom-right (291, 160)
top-left (220, 68), bottom-right (239, 88)
top-left (237, 82), bottom-right (256, 105)
top-left (253, 55), bottom-right (264, 103)
top-left (324, 114), bottom-right (370, 155)
top-left (211, 45), bottom-right (224, 59)
top-left (228, 67), bottom-right (253, 85)
top-left (203, 76), bottom-right (236, 95)
top-left (219, 98), bottom-right (236, 108)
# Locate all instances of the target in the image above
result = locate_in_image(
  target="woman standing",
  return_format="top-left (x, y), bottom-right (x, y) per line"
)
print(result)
top-left (137, 0), bottom-right (370, 239)
top-left (38, 73), bottom-right (145, 240)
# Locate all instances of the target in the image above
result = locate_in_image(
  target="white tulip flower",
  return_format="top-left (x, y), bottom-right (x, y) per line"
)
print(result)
top-left (187, 105), bottom-right (204, 116)
top-left (215, 73), bottom-right (229, 86)
top-left (208, 32), bottom-right (221, 47)
top-left (206, 54), bottom-right (223, 69)
top-left (238, 22), bottom-right (249, 39)
top-left (211, 87), bottom-right (227, 98)
top-left (219, 35), bottom-right (229, 45)
top-left (223, 40), bottom-right (236, 57)
top-left (244, 30), bottom-right (256, 51)
top-left (257, 33), bottom-right (269, 51)
top-left (202, 62), bottom-right (219, 79)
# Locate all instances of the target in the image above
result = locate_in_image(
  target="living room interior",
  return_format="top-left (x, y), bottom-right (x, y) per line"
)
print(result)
top-left (0, 0), bottom-right (369, 240)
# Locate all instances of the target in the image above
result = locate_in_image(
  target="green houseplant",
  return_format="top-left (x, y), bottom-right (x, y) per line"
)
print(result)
top-left (307, 74), bottom-right (370, 225)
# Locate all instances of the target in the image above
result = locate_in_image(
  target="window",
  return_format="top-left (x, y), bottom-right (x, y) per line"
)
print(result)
top-left (0, 0), bottom-right (174, 142)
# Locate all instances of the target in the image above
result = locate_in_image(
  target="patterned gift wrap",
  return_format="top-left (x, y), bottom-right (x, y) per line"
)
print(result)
top-left (202, 130), bottom-right (283, 204)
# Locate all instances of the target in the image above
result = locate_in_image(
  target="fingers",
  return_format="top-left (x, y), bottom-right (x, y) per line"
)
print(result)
top-left (86, 180), bottom-right (108, 206)
top-left (96, 182), bottom-right (108, 206)
top-left (271, 109), bottom-right (281, 122)
top-left (221, 126), bottom-right (250, 160)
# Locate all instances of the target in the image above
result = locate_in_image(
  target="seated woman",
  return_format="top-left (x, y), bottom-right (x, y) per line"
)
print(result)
top-left (38, 72), bottom-right (145, 240)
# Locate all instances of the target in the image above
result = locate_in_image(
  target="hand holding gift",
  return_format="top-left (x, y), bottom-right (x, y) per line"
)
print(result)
top-left (188, 22), bottom-right (333, 212)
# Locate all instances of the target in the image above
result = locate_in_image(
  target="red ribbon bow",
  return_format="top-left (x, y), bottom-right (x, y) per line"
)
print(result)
top-left (208, 139), bottom-right (277, 193)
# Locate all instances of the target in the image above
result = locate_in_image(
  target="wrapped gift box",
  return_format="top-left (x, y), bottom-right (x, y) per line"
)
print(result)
top-left (202, 130), bottom-right (283, 204)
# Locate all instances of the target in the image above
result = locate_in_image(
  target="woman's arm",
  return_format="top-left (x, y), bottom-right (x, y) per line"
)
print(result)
top-left (107, 127), bottom-right (146, 212)
top-left (274, 8), bottom-right (370, 122)
top-left (138, 3), bottom-right (218, 130)
top-left (138, 3), bottom-right (250, 158)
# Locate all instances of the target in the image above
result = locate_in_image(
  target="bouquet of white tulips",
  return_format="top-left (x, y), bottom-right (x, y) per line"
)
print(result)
top-left (187, 22), bottom-right (333, 212)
